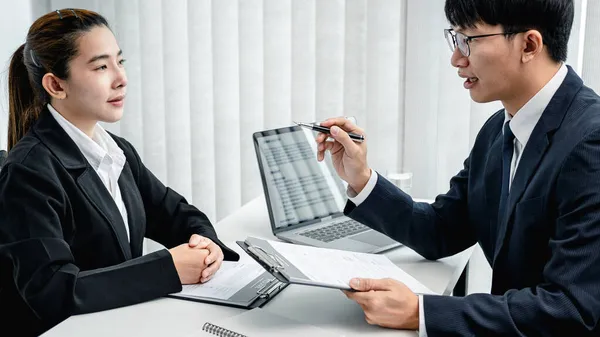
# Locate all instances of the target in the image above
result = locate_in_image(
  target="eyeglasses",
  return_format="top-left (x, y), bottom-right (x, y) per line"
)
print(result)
top-left (444, 29), bottom-right (525, 57)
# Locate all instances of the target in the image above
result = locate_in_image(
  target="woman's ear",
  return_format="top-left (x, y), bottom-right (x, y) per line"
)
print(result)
top-left (41, 73), bottom-right (67, 100)
top-left (521, 30), bottom-right (544, 63)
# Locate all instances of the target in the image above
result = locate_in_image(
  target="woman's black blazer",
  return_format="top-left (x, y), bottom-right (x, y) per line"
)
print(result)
top-left (0, 107), bottom-right (239, 335)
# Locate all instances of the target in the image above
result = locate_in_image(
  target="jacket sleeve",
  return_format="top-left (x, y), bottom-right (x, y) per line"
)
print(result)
top-left (421, 130), bottom-right (600, 336)
top-left (120, 139), bottom-right (239, 261)
top-left (343, 111), bottom-right (507, 260)
top-left (0, 162), bottom-right (182, 335)
top-left (344, 158), bottom-right (476, 260)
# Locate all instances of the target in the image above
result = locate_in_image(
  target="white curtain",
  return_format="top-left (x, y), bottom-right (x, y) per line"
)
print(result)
top-left (0, 0), bottom-right (597, 293)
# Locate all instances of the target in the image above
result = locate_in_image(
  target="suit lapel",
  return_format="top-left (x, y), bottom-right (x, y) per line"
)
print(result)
top-left (484, 129), bottom-right (503, 253)
top-left (33, 107), bottom-right (134, 260)
top-left (118, 162), bottom-right (146, 258)
top-left (492, 126), bottom-right (550, 263)
top-left (492, 66), bottom-right (584, 265)
top-left (77, 169), bottom-right (132, 260)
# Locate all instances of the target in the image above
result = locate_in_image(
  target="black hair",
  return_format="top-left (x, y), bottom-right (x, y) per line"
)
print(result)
top-left (8, 9), bottom-right (109, 150)
top-left (444, 0), bottom-right (574, 62)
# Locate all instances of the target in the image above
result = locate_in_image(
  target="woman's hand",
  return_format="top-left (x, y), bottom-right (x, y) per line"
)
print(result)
top-left (188, 234), bottom-right (224, 283)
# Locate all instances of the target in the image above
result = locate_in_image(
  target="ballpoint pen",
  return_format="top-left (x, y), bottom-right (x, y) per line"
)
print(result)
top-left (294, 121), bottom-right (365, 143)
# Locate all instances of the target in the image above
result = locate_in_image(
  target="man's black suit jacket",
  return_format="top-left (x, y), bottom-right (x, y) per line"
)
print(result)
top-left (346, 67), bottom-right (600, 336)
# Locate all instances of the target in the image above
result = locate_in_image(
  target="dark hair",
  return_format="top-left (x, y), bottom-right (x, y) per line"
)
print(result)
top-left (7, 9), bottom-right (109, 150)
top-left (444, 0), bottom-right (574, 63)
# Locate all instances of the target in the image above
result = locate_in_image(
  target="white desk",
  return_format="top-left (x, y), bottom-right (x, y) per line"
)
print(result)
top-left (44, 195), bottom-right (473, 337)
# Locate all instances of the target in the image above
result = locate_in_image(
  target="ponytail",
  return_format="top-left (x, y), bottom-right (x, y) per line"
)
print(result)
top-left (7, 43), bottom-right (41, 150)
top-left (7, 9), bottom-right (109, 150)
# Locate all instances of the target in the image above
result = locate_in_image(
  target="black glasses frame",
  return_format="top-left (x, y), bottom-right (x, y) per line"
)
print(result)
top-left (444, 29), bottom-right (526, 57)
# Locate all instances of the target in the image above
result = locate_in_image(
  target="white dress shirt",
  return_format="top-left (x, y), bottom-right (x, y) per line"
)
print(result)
top-left (346, 63), bottom-right (568, 336)
top-left (48, 104), bottom-right (130, 242)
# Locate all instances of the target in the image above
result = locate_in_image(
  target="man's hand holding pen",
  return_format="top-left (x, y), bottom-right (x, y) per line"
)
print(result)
top-left (315, 117), bottom-right (372, 194)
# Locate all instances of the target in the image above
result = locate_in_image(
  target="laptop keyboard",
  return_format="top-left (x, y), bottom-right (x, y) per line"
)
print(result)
top-left (299, 220), bottom-right (369, 243)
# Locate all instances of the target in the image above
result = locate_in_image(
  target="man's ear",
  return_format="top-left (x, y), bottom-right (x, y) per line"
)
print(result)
top-left (521, 30), bottom-right (544, 63)
top-left (41, 73), bottom-right (68, 100)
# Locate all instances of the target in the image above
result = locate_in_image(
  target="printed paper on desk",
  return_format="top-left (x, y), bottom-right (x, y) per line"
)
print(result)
top-left (177, 261), bottom-right (264, 300)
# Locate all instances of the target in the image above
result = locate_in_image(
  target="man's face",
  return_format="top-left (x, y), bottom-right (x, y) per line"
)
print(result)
top-left (450, 23), bottom-right (524, 103)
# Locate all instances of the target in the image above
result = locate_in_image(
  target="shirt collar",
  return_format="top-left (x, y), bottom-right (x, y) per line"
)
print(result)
top-left (47, 104), bottom-right (124, 170)
top-left (94, 123), bottom-right (126, 167)
top-left (504, 64), bottom-right (568, 147)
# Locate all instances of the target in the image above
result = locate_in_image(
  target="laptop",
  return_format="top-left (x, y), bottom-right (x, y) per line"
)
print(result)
top-left (253, 125), bottom-right (400, 254)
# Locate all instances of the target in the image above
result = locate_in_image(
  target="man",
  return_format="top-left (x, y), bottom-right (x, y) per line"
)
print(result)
top-left (316, 0), bottom-right (600, 335)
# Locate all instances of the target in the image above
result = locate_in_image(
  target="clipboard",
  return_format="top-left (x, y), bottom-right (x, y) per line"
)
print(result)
top-left (237, 237), bottom-right (436, 294)
top-left (168, 264), bottom-right (288, 309)
top-left (236, 237), bottom-right (354, 291)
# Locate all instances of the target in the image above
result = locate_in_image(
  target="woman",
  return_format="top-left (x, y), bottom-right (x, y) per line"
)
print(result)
top-left (0, 9), bottom-right (238, 335)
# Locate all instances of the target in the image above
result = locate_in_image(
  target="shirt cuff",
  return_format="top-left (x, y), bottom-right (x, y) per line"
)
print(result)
top-left (346, 170), bottom-right (378, 206)
top-left (418, 295), bottom-right (428, 337)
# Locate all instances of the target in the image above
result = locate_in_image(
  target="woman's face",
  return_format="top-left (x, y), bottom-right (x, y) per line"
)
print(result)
top-left (60, 25), bottom-right (127, 124)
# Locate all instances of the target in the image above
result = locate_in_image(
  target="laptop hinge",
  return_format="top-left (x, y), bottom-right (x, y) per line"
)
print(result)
top-left (321, 216), bottom-right (333, 222)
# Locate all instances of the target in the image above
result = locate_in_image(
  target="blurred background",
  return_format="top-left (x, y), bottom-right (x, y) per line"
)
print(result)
top-left (1, 0), bottom-right (598, 294)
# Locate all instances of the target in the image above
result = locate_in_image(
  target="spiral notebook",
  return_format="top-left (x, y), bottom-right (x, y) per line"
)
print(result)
top-left (188, 308), bottom-right (339, 337)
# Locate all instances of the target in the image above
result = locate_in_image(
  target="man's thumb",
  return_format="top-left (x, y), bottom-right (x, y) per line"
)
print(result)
top-left (350, 278), bottom-right (385, 291)
top-left (330, 126), bottom-right (357, 153)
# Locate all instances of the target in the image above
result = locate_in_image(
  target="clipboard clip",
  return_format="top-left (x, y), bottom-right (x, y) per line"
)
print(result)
top-left (256, 278), bottom-right (282, 298)
top-left (247, 244), bottom-right (285, 271)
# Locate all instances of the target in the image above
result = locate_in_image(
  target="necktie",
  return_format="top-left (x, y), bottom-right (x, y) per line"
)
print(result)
top-left (498, 121), bottom-right (515, 222)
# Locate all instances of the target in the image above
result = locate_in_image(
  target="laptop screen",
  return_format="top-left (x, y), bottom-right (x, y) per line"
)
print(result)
top-left (253, 126), bottom-right (347, 231)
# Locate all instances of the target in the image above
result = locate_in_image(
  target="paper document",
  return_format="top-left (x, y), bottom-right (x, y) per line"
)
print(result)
top-left (176, 261), bottom-right (264, 300)
top-left (267, 240), bottom-right (435, 295)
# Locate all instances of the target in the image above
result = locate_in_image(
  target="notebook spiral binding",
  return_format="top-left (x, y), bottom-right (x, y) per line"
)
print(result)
top-left (202, 322), bottom-right (248, 337)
